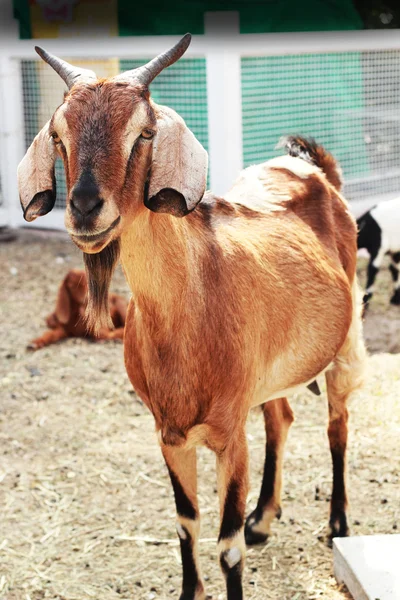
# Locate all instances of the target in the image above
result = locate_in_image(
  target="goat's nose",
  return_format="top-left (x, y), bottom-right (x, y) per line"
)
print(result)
top-left (70, 170), bottom-right (103, 217)
top-left (71, 195), bottom-right (103, 217)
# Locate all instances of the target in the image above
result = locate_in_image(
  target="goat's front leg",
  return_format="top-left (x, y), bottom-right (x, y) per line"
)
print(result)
top-left (27, 327), bottom-right (68, 350)
top-left (216, 430), bottom-right (249, 600)
top-left (161, 444), bottom-right (205, 600)
top-left (96, 326), bottom-right (125, 340)
top-left (389, 252), bottom-right (400, 305)
top-left (245, 397), bottom-right (293, 545)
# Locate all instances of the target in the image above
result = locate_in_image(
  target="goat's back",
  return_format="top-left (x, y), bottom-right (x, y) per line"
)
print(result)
top-left (225, 154), bottom-right (357, 283)
top-left (370, 197), bottom-right (400, 252)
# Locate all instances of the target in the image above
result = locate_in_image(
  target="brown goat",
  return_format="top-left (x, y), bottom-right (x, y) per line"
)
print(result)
top-left (28, 269), bottom-right (127, 350)
top-left (18, 36), bottom-right (365, 600)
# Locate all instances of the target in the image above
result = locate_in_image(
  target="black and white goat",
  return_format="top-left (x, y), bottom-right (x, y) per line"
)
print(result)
top-left (357, 196), bottom-right (400, 306)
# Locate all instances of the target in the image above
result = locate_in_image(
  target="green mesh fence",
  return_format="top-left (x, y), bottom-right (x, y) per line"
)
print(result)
top-left (120, 57), bottom-right (208, 154)
top-left (20, 49), bottom-right (400, 211)
top-left (21, 57), bottom-right (208, 208)
top-left (242, 50), bottom-right (400, 201)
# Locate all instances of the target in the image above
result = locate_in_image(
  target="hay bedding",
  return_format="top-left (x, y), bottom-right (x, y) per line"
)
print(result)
top-left (1, 232), bottom-right (399, 600)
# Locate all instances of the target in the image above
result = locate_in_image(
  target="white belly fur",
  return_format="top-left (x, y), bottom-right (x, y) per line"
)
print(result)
top-left (251, 363), bottom-right (332, 407)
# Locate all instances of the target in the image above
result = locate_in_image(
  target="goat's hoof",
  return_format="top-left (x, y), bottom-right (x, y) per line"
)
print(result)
top-left (244, 512), bottom-right (269, 546)
top-left (26, 342), bottom-right (39, 351)
top-left (362, 293), bottom-right (372, 307)
top-left (179, 585), bottom-right (206, 600)
top-left (328, 511), bottom-right (349, 547)
top-left (245, 526), bottom-right (269, 546)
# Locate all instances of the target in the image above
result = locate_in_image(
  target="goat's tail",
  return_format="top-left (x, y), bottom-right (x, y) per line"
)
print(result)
top-left (278, 135), bottom-right (343, 191)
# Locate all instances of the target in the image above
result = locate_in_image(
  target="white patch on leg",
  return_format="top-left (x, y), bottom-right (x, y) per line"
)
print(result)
top-left (176, 522), bottom-right (187, 540)
top-left (224, 547), bottom-right (242, 569)
top-left (372, 246), bottom-right (385, 268)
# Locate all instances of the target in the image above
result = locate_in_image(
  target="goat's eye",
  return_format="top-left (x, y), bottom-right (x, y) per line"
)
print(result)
top-left (51, 132), bottom-right (61, 144)
top-left (141, 129), bottom-right (155, 140)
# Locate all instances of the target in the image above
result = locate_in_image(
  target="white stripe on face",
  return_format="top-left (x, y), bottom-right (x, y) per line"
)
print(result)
top-left (121, 103), bottom-right (152, 160)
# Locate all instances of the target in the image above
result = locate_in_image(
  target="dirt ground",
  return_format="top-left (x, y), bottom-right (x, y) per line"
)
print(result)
top-left (1, 231), bottom-right (399, 600)
top-left (358, 256), bottom-right (400, 355)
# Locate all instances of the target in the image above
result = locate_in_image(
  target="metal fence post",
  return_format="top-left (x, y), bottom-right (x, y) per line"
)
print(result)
top-left (0, 55), bottom-right (25, 229)
top-left (204, 12), bottom-right (243, 196)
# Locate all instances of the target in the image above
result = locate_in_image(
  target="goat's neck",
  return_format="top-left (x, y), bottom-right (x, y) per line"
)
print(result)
top-left (120, 210), bottom-right (192, 312)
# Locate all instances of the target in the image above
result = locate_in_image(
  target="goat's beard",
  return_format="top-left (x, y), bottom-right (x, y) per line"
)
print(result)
top-left (83, 238), bottom-right (121, 335)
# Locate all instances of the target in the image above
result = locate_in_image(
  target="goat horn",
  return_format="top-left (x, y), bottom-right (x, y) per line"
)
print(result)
top-left (35, 46), bottom-right (97, 89)
top-left (115, 33), bottom-right (192, 86)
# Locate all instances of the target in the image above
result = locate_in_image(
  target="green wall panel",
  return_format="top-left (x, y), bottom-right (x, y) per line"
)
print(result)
top-left (242, 52), bottom-right (368, 181)
top-left (14, 0), bottom-right (362, 39)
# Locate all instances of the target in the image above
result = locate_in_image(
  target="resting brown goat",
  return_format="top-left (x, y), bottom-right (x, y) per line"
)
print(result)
top-left (28, 269), bottom-right (127, 350)
top-left (19, 35), bottom-right (366, 600)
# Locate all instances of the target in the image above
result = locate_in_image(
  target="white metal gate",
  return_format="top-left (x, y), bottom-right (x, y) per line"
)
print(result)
top-left (1, 14), bottom-right (400, 230)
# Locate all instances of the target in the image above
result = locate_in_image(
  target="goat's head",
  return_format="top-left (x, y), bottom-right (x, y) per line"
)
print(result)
top-left (18, 34), bottom-right (207, 255)
top-left (18, 35), bottom-right (207, 332)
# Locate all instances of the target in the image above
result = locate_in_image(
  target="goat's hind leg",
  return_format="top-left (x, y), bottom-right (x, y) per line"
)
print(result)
top-left (389, 252), bottom-right (400, 305)
top-left (245, 397), bottom-right (293, 545)
top-left (363, 246), bottom-right (384, 307)
top-left (161, 444), bottom-right (205, 600)
top-left (326, 282), bottom-right (365, 542)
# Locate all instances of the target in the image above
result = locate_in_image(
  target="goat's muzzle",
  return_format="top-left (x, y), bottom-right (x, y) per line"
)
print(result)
top-left (69, 169), bottom-right (105, 230)
top-left (70, 215), bottom-right (121, 254)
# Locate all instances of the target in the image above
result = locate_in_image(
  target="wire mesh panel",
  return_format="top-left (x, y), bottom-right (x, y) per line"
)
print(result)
top-left (22, 58), bottom-right (120, 210)
top-left (242, 50), bottom-right (400, 202)
top-left (21, 56), bottom-right (208, 211)
top-left (121, 57), bottom-right (208, 153)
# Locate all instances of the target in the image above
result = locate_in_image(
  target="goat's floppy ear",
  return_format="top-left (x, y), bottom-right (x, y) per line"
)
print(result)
top-left (18, 121), bottom-right (57, 222)
top-left (54, 276), bottom-right (71, 325)
top-left (145, 105), bottom-right (208, 217)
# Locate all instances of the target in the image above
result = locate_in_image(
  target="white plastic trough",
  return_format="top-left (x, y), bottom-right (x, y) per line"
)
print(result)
top-left (333, 534), bottom-right (400, 600)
